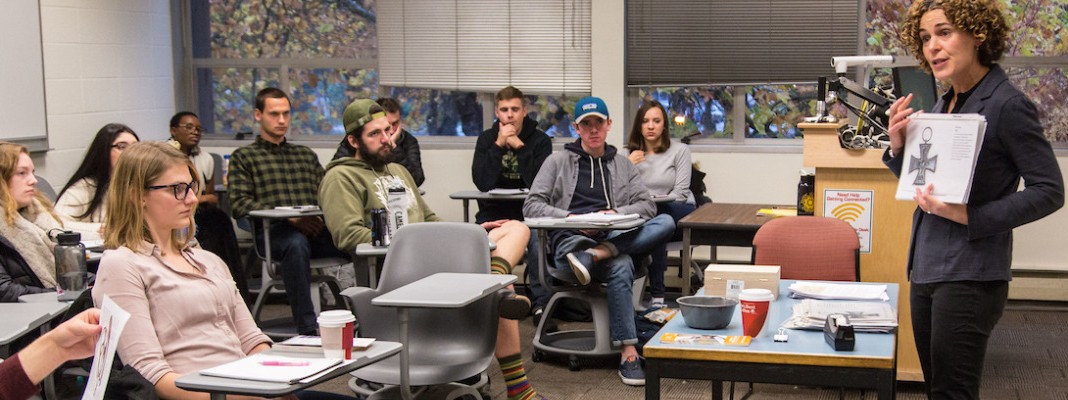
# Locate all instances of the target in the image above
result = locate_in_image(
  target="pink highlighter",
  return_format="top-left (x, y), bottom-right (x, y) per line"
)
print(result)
top-left (259, 361), bottom-right (310, 367)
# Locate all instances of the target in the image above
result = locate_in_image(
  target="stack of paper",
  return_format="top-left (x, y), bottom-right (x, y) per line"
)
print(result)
top-left (896, 113), bottom-right (987, 204)
top-left (199, 352), bottom-right (348, 384)
top-left (788, 282), bottom-right (889, 301)
top-left (273, 335), bottom-right (375, 354)
top-left (564, 213), bottom-right (641, 224)
top-left (487, 188), bottom-right (528, 195)
top-left (781, 299), bottom-right (898, 333)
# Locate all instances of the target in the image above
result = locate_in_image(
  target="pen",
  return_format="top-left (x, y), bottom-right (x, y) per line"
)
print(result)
top-left (259, 361), bottom-right (310, 366)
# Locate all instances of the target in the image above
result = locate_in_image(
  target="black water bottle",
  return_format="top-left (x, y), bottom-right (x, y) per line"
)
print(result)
top-left (797, 173), bottom-right (815, 216)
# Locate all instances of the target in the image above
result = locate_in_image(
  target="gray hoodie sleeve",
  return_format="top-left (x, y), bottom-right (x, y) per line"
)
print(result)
top-left (523, 153), bottom-right (571, 218)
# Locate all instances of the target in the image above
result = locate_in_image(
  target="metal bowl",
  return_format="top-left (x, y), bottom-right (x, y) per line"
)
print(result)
top-left (677, 296), bottom-right (738, 330)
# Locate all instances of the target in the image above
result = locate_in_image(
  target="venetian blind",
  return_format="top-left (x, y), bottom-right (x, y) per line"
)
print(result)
top-left (627, 0), bottom-right (861, 86)
top-left (378, 0), bottom-right (592, 96)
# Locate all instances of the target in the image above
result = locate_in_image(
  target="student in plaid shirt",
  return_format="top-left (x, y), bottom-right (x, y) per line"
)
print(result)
top-left (227, 87), bottom-right (348, 335)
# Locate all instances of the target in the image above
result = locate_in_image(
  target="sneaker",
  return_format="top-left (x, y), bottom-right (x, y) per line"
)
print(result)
top-left (531, 304), bottom-right (545, 326)
top-left (649, 301), bottom-right (666, 310)
top-left (565, 251), bottom-right (594, 285)
top-left (618, 356), bottom-right (646, 386)
top-left (499, 292), bottom-right (532, 320)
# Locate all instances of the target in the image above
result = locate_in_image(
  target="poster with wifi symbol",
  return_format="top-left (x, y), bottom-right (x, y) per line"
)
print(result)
top-left (823, 190), bottom-right (872, 254)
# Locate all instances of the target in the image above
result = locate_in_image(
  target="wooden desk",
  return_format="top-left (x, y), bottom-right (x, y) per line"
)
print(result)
top-left (645, 281), bottom-right (898, 400)
top-left (679, 203), bottom-right (788, 295)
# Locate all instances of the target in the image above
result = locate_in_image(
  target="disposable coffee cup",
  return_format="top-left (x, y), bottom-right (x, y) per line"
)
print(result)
top-left (739, 288), bottom-right (774, 338)
top-left (317, 310), bottom-right (356, 359)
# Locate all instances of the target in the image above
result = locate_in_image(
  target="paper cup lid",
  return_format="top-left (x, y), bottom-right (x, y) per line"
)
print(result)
top-left (317, 310), bottom-right (355, 325)
top-left (738, 288), bottom-right (774, 301)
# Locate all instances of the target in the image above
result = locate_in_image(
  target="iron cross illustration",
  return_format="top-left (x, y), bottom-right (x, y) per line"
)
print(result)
top-left (909, 127), bottom-right (937, 185)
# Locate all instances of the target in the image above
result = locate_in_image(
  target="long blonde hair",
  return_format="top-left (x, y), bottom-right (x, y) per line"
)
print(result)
top-left (104, 142), bottom-right (199, 250)
top-left (0, 142), bottom-right (58, 225)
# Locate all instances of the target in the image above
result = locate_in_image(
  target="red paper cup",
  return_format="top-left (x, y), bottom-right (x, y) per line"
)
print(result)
top-left (739, 288), bottom-right (774, 338)
top-left (318, 310), bottom-right (356, 359)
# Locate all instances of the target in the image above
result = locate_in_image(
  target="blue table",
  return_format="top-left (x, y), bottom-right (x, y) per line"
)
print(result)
top-left (644, 280), bottom-right (898, 400)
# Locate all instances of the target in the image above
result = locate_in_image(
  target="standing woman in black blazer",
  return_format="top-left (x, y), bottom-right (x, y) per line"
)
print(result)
top-left (886, 0), bottom-right (1064, 398)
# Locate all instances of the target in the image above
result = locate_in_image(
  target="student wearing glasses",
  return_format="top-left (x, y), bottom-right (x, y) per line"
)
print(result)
top-left (91, 142), bottom-right (287, 399)
top-left (56, 123), bottom-right (141, 240)
top-left (168, 111), bottom-right (247, 300)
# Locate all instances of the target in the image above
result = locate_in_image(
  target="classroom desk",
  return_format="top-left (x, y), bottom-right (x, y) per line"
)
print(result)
top-left (644, 280), bottom-right (898, 400)
top-left (176, 341), bottom-right (402, 400)
top-left (679, 203), bottom-right (788, 295)
top-left (372, 272), bottom-right (515, 400)
top-left (0, 302), bottom-right (70, 400)
top-left (353, 240), bottom-right (496, 289)
top-left (449, 190), bottom-right (528, 223)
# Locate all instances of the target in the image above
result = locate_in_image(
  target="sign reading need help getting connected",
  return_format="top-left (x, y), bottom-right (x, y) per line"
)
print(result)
top-left (823, 189), bottom-right (872, 254)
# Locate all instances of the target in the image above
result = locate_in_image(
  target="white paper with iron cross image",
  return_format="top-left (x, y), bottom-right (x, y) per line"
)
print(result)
top-left (895, 113), bottom-right (987, 204)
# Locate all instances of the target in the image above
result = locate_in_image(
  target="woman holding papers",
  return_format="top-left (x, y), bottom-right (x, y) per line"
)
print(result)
top-left (91, 142), bottom-right (290, 400)
top-left (626, 100), bottom-right (696, 308)
top-left (887, 0), bottom-right (1064, 398)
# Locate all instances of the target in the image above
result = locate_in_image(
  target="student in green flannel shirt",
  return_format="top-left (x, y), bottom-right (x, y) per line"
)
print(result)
top-left (227, 87), bottom-right (348, 335)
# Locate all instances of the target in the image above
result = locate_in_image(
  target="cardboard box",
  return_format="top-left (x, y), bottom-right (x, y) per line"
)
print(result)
top-left (704, 264), bottom-right (781, 299)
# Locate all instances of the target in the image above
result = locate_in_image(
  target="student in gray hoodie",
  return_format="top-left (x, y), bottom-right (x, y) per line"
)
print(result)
top-left (523, 96), bottom-right (674, 387)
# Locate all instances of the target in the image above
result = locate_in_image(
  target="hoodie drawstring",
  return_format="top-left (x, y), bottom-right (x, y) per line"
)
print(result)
top-left (586, 154), bottom-right (613, 210)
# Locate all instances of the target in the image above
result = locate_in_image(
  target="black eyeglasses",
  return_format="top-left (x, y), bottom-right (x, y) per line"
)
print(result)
top-left (178, 123), bottom-right (203, 133)
top-left (145, 181), bottom-right (199, 200)
top-left (111, 142), bottom-right (132, 151)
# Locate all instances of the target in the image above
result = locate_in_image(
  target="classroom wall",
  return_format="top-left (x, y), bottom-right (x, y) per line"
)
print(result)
top-left (34, 0), bottom-right (1068, 299)
top-left (32, 0), bottom-right (175, 187)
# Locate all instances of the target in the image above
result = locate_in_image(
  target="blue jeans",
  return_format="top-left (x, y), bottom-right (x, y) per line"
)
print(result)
top-left (255, 220), bottom-right (348, 335)
top-left (524, 234), bottom-right (551, 307)
top-left (648, 202), bottom-right (697, 298)
top-left (551, 214), bottom-right (675, 345)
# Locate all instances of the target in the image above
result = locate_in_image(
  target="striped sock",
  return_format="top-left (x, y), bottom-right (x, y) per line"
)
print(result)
top-left (490, 256), bottom-right (512, 275)
top-left (500, 353), bottom-right (540, 400)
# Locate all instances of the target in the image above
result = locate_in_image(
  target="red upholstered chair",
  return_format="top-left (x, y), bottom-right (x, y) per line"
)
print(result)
top-left (752, 216), bottom-right (861, 282)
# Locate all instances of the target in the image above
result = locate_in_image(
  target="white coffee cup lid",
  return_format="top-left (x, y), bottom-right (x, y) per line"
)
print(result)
top-left (317, 310), bottom-right (355, 325)
top-left (738, 288), bottom-right (774, 302)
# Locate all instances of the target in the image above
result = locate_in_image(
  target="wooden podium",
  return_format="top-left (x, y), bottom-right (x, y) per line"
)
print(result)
top-left (800, 122), bottom-right (923, 382)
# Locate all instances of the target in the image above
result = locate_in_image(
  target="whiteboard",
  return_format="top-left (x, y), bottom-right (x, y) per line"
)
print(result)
top-left (0, 0), bottom-right (48, 151)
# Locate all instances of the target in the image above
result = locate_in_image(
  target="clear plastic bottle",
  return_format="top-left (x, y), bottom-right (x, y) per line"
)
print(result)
top-left (54, 231), bottom-right (87, 301)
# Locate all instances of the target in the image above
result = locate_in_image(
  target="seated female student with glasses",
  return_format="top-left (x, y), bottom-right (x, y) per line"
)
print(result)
top-left (92, 142), bottom-right (351, 400)
top-left (55, 123), bottom-right (140, 241)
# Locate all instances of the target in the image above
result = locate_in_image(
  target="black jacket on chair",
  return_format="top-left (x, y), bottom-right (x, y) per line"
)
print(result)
top-left (0, 235), bottom-right (51, 302)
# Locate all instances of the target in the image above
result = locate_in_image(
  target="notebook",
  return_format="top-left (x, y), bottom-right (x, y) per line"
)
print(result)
top-left (199, 353), bottom-right (344, 384)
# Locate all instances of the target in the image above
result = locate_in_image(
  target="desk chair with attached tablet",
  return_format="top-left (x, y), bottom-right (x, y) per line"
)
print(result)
top-left (341, 223), bottom-right (504, 399)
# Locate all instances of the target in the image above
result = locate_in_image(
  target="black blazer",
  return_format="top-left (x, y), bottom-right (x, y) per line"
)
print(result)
top-left (885, 65), bottom-right (1064, 283)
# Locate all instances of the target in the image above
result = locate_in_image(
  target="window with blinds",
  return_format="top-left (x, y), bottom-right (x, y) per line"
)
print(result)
top-left (378, 0), bottom-right (592, 96)
top-left (626, 0), bottom-right (861, 87)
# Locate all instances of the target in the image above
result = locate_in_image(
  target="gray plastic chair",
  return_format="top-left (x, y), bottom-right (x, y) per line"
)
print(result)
top-left (342, 222), bottom-right (501, 399)
top-left (530, 234), bottom-right (648, 371)
top-left (35, 175), bottom-right (57, 202)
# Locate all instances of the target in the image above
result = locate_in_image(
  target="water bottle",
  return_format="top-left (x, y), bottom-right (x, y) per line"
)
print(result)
top-left (222, 154), bottom-right (231, 185)
top-left (797, 172), bottom-right (815, 216)
top-left (54, 231), bottom-right (87, 301)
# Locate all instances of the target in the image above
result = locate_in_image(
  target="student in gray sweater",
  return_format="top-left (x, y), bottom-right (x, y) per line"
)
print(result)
top-left (625, 100), bottom-right (697, 308)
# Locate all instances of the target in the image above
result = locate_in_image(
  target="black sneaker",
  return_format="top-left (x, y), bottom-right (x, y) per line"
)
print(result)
top-left (565, 251), bottom-right (594, 285)
top-left (618, 356), bottom-right (646, 386)
top-left (499, 292), bottom-right (532, 320)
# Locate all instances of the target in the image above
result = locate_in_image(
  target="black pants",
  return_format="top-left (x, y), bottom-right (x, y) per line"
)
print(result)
top-left (911, 280), bottom-right (1008, 400)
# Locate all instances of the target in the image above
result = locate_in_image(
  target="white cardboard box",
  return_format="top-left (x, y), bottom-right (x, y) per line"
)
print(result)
top-left (704, 264), bottom-right (781, 300)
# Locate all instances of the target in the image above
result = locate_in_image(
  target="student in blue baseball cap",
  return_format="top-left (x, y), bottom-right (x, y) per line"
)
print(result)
top-left (523, 96), bottom-right (675, 386)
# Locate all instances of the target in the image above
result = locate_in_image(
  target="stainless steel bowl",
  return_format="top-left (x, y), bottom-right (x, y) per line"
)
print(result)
top-left (676, 296), bottom-right (738, 330)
